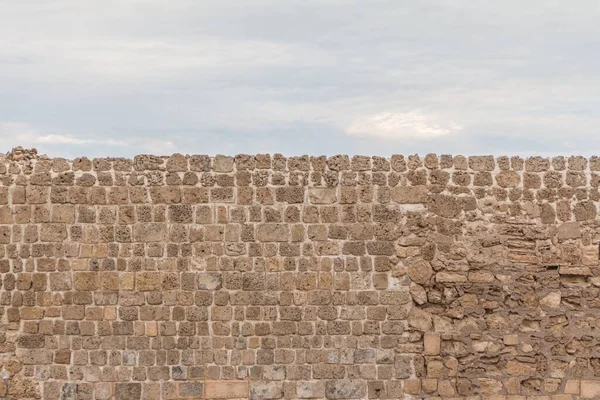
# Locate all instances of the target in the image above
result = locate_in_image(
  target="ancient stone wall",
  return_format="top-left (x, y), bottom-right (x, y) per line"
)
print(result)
top-left (1, 150), bottom-right (600, 399)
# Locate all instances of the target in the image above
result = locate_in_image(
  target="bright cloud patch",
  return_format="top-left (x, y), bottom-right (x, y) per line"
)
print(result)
top-left (346, 111), bottom-right (462, 140)
top-left (0, 122), bottom-right (127, 149)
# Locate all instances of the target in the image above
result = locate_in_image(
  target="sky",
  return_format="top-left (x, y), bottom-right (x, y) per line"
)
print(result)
top-left (1, 0), bottom-right (600, 158)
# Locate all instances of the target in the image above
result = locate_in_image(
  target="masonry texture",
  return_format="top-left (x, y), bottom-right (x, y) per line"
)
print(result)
top-left (2, 149), bottom-right (600, 399)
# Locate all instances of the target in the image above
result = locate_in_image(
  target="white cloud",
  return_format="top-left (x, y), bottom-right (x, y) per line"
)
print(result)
top-left (345, 111), bottom-right (462, 140)
top-left (0, 122), bottom-right (127, 149)
top-left (137, 138), bottom-right (177, 154)
top-left (33, 134), bottom-right (91, 145)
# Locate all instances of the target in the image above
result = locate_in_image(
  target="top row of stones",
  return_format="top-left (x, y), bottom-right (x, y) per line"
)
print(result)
top-left (3, 150), bottom-right (600, 174)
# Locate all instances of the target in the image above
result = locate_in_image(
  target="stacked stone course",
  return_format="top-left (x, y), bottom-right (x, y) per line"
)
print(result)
top-left (1, 149), bottom-right (600, 399)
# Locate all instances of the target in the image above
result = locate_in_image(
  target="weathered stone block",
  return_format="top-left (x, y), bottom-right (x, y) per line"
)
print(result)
top-left (424, 332), bottom-right (440, 355)
top-left (136, 272), bottom-right (162, 291)
top-left (205, 381), bottom-right (248, 398)
top-left (325, 380), bottom-right (366, 399)
top-left (115, 383), bottom-right (141, 400)
top-left (179, 382), bottom-right (204, 397)
top-left (250, 381), bottom-right (284, 400)
top-left (134, 223), bottom-right (167, 242)
top-left (580, 380), bottom-right (600, 398)
top-left (257, 223), bottom-right (289, 242)
top-left (391, 186), bottom-right (427, 204)
top-left (309, 188), bottom-right (337, 204)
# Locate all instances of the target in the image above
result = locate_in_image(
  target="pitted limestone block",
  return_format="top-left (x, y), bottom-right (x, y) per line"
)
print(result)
top-left (435, 272), bottom-right (467, 283)
top-left (136, 272), bottom-right (163, 291)
top-left (115, 383), bottom-right (141, 400)
top-left (325, 379), bottom-right (367, 399)
top-left (525, 156), bottom-right (550, 172)
top-left (468, 155), bottom-right (495, 171)
top-left (428, 194), bottom-right (461, 217)
top-left (250, 381), bottom-right (284, 400)
top-left (391, 186), bottom-right (428, 204)
top-left (257, 223), bottom-right (290, 242)
top-left (496, 170), bottom-right (521, 188)
top-left (178, 382), bottom-right (204, 397)
top-left (134, 222), bottom-right (168, 242)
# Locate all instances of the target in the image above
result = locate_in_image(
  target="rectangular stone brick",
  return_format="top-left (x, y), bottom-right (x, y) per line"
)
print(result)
top-left (136, 272), bottom-right (163, 291)
top-left (205, 381), bottom-right (248, 398)
top-left (391, 186), bottom-right (428, 203)
top-left (423, 332), bottom-right (440, 355)
top-left (257, 223), bottom-right (289, 242)
top-left (179, 381), bottom-right (204, 397)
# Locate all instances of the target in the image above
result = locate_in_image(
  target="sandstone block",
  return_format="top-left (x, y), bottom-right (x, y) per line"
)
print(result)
top-left (73, 272), bottom-right (98, 291)
top-left (49, 272), bottom-right (72, 291)
top-left (582, 246), bottom-right (599, 266)
top-left (257, 223), bottom-right (290, 242)
top-left (407, 308), bottom-right (432, 331)
top-left (40, 224), bottom-right (67, 241)
top-left (198, 273), bottom-right (222, 290)
top-left (17, 348), bottom-right (52, 365)
top-left (428, 194), bottom-right (461, 217)
top-left (564, 379), bottom-right (580, 394)
top-left (424, 332), bottom-right (441, 355)
top-left (539, 291), bottom-right (561, 308)
top-left (134, 223), bottom-right (167, 242)
top-left (296, 380), bottom-right (325, 398)
top-left (179, 382), bottom-right (204, 397)
top-left (115, 383), bottom-right (141, 400)
top-left (581, 380), bottom-right (600, 398)
top-left (504, 334), bottom-right (519, 345)
top-left (496, 170), bottom-right (521, 187)
top-left (436, 272), bottom-right (467, 283)
top-left (468, 155), bottom-right (495, 171)
top-left (309, 188), bottom-right (337, 204)
top-left (506, 361), bottom-right (536, 376)
top-left (391, 186), bottom-right (427, 204)
top-left (325, 380), bottom-right (366, 399)
top-left (205, 381), bottom-right (248, 398)
top-left (407, 259), bottom-right (433, 284)
top-left (250, 381), bottom-right (284, 400)
top-left (136, 272), bottom-right (162, 291)
top-left (525, 156), bottom-right (550, 172)
top-left (214, 155), bottom-right (234, 172)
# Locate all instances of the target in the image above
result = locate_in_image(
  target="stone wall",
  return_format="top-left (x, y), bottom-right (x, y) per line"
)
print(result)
top-left (1, 150), bottom-right (600, 399)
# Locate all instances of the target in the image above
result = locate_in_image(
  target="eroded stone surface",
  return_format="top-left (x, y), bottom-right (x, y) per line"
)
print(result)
top-left (1, 151), bottom-right (599, 399)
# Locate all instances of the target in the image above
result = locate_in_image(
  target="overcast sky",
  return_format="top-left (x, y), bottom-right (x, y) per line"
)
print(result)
top-left (1, 0), bottom-right (599, 158)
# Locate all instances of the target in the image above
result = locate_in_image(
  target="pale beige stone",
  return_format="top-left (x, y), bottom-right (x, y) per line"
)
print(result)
top-left (205, 381), bottom-right (248, 398)
top-left (308, 188), bottom-right (337, 204)
top-left (391, 186), bottom-right (428, 204)
top-left (539, 291), bottom-right (561, 308)
top-left (506, 361), bottom-right (537, 376)
top-left (564, 379), bottom-right (580, 394)
top-left (581, 380), bottom-right (600, 398)
top-left (582, 245), bottom-right (599, 266)
top-left (423, 332), bottom-right (441, 355)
